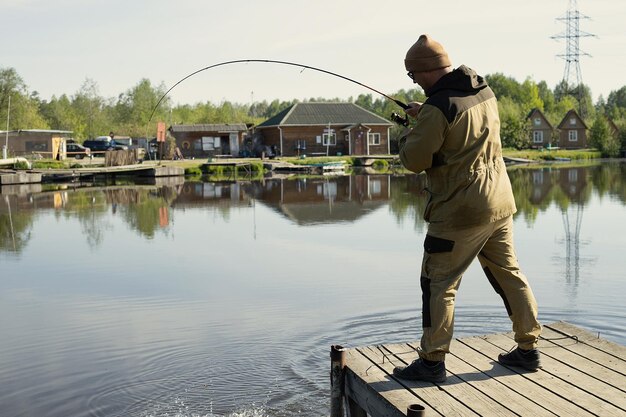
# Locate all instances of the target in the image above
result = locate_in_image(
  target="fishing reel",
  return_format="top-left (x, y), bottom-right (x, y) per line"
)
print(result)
top-left (390, 112), bottom-right (409, 127)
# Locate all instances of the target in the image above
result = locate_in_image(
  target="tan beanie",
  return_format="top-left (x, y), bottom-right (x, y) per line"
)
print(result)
top-left (405, 34), bottom-right (451, 72)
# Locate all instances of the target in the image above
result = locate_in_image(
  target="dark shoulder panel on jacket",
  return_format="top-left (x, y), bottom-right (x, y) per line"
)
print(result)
top-left (425, 87), bottom-right (495, 123)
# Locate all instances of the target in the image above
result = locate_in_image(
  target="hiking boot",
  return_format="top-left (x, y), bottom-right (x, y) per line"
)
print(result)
top-left (393, 358), bottom-right (446, 382)
top-left (498, 347), bottom-right (541, 371)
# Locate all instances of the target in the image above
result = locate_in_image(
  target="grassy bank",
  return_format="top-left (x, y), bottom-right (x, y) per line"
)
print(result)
top-left (19, 148), bottom-right (610, 173)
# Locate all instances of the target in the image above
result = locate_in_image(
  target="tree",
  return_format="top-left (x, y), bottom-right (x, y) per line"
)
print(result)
top-left (498, 97), bottom-right (529, 149)
top-left (113, 79), bottom-right (171, 137)
top-left (71, 79), bottom-right (111, 139)
top-left (606, 86), bottom-right (626, 120)
top-left (0, 67), bottom-right (49, 130)
top-left (589, 115), bottom-right (620, 157)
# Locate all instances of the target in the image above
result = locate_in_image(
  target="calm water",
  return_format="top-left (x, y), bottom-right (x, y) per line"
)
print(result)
top-left (1, 162), bottom-right (625, 417)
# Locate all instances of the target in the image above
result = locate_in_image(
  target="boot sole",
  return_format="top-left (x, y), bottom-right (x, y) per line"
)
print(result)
top-left (498, 358), bottom-right (541, 371)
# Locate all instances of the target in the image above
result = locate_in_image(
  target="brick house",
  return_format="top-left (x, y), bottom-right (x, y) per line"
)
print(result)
top-left (169, 124), bottom-right (250, 158)
top-left (527, 108), bottom-right (555, 148)
top-left (557, 110), bottom-right (588, 149)
top-left (255, 102), bottom-right (393, 157)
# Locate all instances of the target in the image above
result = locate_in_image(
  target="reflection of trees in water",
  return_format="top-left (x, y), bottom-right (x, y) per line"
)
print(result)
top-left (387, 174), bottom-right (429, 233)
top-left (1, 163), bottom-right (625, 254)
top-left (60, 190), bottom-right (110, 249)
top-left (0, 195), bottom-right (33, 253)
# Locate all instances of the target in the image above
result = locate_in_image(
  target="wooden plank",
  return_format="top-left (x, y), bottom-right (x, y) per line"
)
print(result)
top-left (407, 340), bottom-right (558, 417)
top-left (482, 333), bottom-right (626, 416)
top-left (338, 324), bottom-right (626, 417)
top-left (451, 338), bottom-right (591, 416)
top-left (376, 343), bottom-right (516, 416)
top-left (360, 345), bottom-right (476, 417)
top-left (461, 335), bottom-right (608, 416)
top-left (538, 327), bottom-right (626, 384)
top-left (546, 322), bottom-right (626, 361)
top-left (343, 348), bottom-right (421, 417)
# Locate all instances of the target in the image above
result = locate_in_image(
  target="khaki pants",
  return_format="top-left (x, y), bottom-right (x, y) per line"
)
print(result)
top-left (419, 216), bottom-right (541, 361)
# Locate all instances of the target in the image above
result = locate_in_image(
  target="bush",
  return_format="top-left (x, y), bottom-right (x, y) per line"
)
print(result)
top-left (13, 161), bottom-right (31, 170)
top-left (184, 166), bottom-right (203, 176)
top-left (371, 159), bottom-right (389, 170)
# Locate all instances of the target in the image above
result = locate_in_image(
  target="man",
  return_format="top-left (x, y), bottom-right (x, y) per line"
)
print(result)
top-left (393, 35), bottom-right (542, 383)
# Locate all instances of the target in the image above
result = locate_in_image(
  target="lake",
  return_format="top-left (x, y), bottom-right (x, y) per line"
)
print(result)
top-left (1, 161), bottom-right (625, 417)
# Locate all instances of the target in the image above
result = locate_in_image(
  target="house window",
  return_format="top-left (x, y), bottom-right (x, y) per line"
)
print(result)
top-left (295, 139), bottom-right (306, 150)
top-left (201, 136), bottom-right (221, 150)
top-left (534, 118), bottom-right (541, 126)
top-left (569, 117), bottom-right (576, 125)
top-left (533, 131), bottom-right (543, 143)
top-left (568, 130), bottom-right (578, 142)
top-left (322, 132), bottom-right (336, 146)
top-left (368, 132), bottom-right (381, 145)
top-left (568, 169), bottom-right (578, 182)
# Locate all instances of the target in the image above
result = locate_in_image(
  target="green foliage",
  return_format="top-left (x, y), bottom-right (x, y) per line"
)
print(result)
top-left (589, 115), bottom-right (620, 157)
top-left (371, 159), bottom-right (389, 170)
top-left (0, 68), bottom-right (49, 130)
top-left (13, 160), bottom-right (30, 170)
top-left (3, 65), bottom-right (626, 157)
top-left (31, 160), bottom-right (66, 169)
top-left (184, 166), bottom-right (203, 176)
top-left (498, 97), bottom-right (530, 149)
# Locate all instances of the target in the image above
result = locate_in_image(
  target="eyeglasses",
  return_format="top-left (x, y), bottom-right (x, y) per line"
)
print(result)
top-left (407, 71), bottom-right (415, 80)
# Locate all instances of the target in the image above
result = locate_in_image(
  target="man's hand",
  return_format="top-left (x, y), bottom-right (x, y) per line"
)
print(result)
top-left (406, 101), bottom-right (423, 119)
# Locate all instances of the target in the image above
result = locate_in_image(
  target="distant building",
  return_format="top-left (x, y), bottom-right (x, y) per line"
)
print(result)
top-left (527, 108), bottom-right (555, 148)
top-left (557, 109), bottom-right (588, 149)
top-left (1, 129), bottom-right (73, 159)
top-left (169, 124), bottom-right (249, 158)
top-left (255, 102), bottom-right (393, 157)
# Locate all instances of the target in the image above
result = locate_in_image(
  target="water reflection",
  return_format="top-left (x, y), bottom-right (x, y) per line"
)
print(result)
top-left (2, 162), bottom-right (626, 254)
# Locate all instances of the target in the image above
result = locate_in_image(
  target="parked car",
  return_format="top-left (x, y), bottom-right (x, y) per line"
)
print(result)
top-left (66, 143), bottom-right (91, 159)
top-left (83, 139), bottom-right (129, 155)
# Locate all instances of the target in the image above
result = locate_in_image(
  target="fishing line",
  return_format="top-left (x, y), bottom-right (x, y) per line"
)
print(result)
top-left (148, 59), bottom-right (409, 125)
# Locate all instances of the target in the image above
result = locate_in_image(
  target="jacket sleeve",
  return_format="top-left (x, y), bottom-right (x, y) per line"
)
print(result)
top-left (398, 104), bottom-right (447, 174)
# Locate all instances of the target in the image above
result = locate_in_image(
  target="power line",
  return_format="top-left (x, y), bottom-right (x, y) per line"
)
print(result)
top-left (551, 0), bottom-right (596, 115)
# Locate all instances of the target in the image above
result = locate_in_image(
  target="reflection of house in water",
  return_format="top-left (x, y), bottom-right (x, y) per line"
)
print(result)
top-left (243, 175), bottom-right (391, 225)
top-left (171, 182), bottom-right (252, 209)
top-left (529, 168), bottom-right (554, 204)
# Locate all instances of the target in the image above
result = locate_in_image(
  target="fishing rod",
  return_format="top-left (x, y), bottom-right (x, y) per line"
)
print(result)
top-left (148, 59), bottom-right (409, 126)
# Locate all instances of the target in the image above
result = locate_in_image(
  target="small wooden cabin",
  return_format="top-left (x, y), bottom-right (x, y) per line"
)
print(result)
top-left (1, 129), bottom-right (73, 159)
top-left (527, 108), bottom-right (554, 148)
top-left (169, 124), bottom-right (249, 158)
top-left (557, 110), bottom-right (588, 149)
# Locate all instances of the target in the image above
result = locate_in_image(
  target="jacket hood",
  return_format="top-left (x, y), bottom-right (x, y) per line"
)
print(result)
top-left (425, 65), bottom-right (488, 97)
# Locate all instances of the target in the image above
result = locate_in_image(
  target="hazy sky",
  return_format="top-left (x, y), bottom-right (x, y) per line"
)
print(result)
top-left (2, 0), bottom-right (624, 106)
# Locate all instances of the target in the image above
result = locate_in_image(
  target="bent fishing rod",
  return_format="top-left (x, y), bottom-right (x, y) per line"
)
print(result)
top-left (148, 59), bottom-right (409, 126)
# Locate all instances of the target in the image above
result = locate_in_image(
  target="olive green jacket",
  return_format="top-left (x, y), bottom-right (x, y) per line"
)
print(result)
top-left (399, 66), bottom-right (516, 230)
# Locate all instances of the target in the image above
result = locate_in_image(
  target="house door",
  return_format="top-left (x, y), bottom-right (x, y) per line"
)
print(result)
top-left (229, 133), bottom-right (239, 156)
top-left (354, 131), bottom-right (365, 155)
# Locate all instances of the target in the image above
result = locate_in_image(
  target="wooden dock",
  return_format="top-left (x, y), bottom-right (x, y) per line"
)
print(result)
top-left (29, 164), bottom-right (184, 182)
top-left (330, 321), bottom-right (626, 416)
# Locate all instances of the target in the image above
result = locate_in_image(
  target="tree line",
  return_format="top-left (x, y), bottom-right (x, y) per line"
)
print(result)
top-left (1, 66), bottom-right (625, 155)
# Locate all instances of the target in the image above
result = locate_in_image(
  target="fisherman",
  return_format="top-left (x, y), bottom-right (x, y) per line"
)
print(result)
top-left (393, 35), bottom-right (542, 382)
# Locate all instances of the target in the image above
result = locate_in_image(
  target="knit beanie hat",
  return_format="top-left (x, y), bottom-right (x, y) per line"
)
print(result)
top-left (405, 34), bottom-right (451, 72)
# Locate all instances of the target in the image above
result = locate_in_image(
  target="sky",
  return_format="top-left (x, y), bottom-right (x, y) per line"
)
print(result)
top-left (1, 0), bottom-right (624, 107)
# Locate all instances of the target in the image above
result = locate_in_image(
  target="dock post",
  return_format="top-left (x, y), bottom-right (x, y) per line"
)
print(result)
top-left (407, 404), bottom-right (426, 416)
top-left (330, 344), bottom-right (346, 417)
